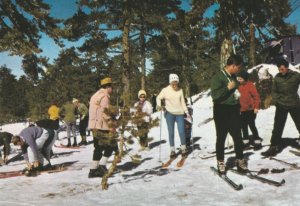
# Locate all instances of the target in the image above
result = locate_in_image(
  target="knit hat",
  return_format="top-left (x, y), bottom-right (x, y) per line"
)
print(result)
top-left (100, 77), bottom-right (112, 86)
top-left (169, 73), bottom-right (179, 83)
top-left (138, 90), bottom-right (147, 98)
top-left (72, 98), bottom-right (79, 103)
top-left (237, 70), bottom-right (249, 81)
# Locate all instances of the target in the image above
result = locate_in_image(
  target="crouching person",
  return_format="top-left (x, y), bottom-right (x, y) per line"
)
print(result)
top-left (11, 126), bottom-right (55, 173)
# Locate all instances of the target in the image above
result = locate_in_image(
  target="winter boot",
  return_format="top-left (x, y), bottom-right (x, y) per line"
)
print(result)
top-left (253, 139), bottom-right (262, 151)
top-left (88, 169), bottom-right (104, 178)
top-left (66, 139), bottom-right (71, 147)
top-left (170, 151), bottom-right (176, 159)
top-left (236, 159), bottom-right (248, 173)
top-left (261, 146), bottom-right (279, 157)
top-left (79, 136), bottom-right (87, 146)
top-left (243, 139), bottom-right (250, 149)
top-left (72, 138), bottom-right (77, 147)
top-left (97, 165), bottom-right (108, 176)
top-left (217, 160), bottom-right (226, 175)
top-left (181, 149), bottom-right (188, 158)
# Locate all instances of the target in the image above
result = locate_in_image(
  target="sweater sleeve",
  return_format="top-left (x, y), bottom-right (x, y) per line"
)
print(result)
top-left (250, 83), bottom-right (260, 109)
top-left (271, 78), bottom-right (279, 105)
top-left (100, 96), bottom-right (110, 120)
top-left (156, 88), bottom-right (165, 107)
top-left (146, 101), bottom-right (153, 115)
top-left (211, 74), bottom-right (231, 103)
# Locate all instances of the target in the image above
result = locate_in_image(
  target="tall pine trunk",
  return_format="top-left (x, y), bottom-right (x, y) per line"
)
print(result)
top-left (249, 23), bottom-right (256, 67)
top-left (122, 18), bottom-right (131, 106)
top-left (140, 18), bottom-right (146, 90)
top-left (220, 37), bottom-right (233, 70)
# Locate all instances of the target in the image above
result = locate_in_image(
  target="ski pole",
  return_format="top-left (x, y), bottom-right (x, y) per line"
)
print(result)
top-left (270, 157), bottom-right (299, 169)
top-left (159, 110), bottom-right (162, 162)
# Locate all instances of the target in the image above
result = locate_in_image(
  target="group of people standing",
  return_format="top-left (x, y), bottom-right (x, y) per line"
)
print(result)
top-left (211, 55), bottom-right (300, 174)
top-left (1, 55), bottom-right (299, 179)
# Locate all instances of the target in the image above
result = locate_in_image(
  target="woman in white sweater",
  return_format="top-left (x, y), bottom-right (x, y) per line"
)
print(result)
top-left (156, 74), bottom-right (190, 159)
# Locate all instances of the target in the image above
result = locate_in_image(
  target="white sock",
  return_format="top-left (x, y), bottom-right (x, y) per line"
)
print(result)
top-left (99, 156), bottom-right (108, 166)
top-left (170, 146), bottom-right (175, 152)
top-left (91, 161), bottom-right (99, 169)
top-left (181, 145), bottom-right (186, 151)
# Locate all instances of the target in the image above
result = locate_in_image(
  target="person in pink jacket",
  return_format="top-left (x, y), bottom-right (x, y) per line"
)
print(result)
top-left (237, 70), bottom-right (262, 150)
top-left (88, 77), bottom-right (118, 178)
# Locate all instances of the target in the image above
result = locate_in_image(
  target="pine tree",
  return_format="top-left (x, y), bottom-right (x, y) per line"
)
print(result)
top-left (101, 103), bottom-right (159, 190)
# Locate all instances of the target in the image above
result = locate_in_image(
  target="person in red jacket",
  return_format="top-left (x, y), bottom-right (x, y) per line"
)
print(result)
top-left (237, 70), bottom-right (262, 150)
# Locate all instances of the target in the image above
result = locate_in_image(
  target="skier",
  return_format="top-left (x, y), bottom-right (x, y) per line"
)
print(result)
top-left (156, 74), bottom-right (190, 160)
top-left (73, 98), bottom-right (89, 145)
top-left (0, 132), bottom-right (13, 165)
top-left (11, 126), bottom-right (55, 172)
top-left (261, 58), bottom-right (300, 157)
top-left (236, 70), bottom-right (262, 150)
top-left (133, 89), bottom-right (153, 150)
top-left (210, 54), bottom-right (248, 174)
top-left (59, 101), bottom-right (77, 147)
top-left (88, 77), bottom-right (118, 178)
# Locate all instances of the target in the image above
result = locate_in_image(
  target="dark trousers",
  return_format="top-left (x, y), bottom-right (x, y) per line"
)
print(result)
top-left (213, 104), bottom-right (244, 161)
top-left (92, 130), bottom-right (118, 161)
top-left (241, 110), bottom-right (260, 140)
top-left (271, 105), bottom-right (300, 146)
top-left (137, 122), bottom-right (149, 147)
top-left (79, 116), bottom-right (88, 136)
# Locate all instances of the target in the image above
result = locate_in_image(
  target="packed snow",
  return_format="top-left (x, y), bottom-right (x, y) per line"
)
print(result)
top-left (0, 90), bottom-right (300, 206)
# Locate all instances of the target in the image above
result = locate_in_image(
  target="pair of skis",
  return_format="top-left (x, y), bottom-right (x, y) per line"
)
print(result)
top-left (211, 167), bottom-right (285, 190)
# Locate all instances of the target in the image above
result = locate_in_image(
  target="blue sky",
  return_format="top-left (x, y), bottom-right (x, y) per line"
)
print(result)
top-left (1, 0), bottom-right (300, 77)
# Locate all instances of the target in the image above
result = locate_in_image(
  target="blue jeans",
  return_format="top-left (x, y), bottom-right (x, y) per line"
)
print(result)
top-left (165, 111), bottom-right (186, 147)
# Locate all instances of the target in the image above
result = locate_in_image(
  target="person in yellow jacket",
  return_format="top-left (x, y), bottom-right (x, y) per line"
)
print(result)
top-left (48, 102), bottom-right (60, 139)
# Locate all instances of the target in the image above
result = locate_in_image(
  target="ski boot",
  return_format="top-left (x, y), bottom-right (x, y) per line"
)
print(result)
top-left (170, 151), bottom-right (176, 159)
top-left (243, 139), bottom-right (250, 150)
top-left (261, 146), bottom-right (279, 157)
top-left (217, 160), bottom-right (226, 175)
top-left (88, 166), bottom-right (107, 178)
top-left (236, 159), bottom-right (248, 173)
top-left (181, 149), bottom-right (188, 158)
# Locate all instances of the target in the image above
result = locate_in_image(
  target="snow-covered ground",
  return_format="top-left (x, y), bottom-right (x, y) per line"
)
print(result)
top-left (0, 91), bottom-right (300, 206)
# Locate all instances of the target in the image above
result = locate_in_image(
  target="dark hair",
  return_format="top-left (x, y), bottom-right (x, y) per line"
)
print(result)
top-left (276, 58), bottom-right (289, 68)
top-left (101, 83), bottom-right (112, 89)
top-left (237, 70), bottom-right (249, 81)
top-left (226, 55), bottom-right (243, 66)
top-left (11, 136), bottom-right (21, 145)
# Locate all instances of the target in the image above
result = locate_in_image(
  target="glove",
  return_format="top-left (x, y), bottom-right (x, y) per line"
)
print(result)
top-left (33, 161), bottom-right (41, 168)
top-left (157, 106), bottom-right (165, 111)
top-left (25, 161), bottom-right (32, 170)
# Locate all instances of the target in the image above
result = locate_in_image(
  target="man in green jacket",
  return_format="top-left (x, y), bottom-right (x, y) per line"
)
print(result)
top-left (59, 101), bottom-right (77, 147)
top-left (73, 98), bottom-right (89, 145)
top-left (211, 54), bottom-right (248, 174)
top-left (261, 59), bottom-right (300, 157)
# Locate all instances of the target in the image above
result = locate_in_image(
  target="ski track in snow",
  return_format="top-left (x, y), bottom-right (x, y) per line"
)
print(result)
top-left (0, 90), bottom-right (300, 206)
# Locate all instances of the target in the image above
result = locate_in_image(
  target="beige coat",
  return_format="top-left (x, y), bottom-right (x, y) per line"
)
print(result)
top-left (88, 88), bottom-right (111, 130)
